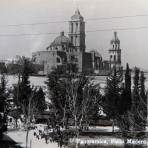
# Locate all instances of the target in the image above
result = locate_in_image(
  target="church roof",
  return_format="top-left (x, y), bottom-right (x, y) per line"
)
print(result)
top-left (71, 9), bottom-right (84, 21)
top-left (50, 31), bottom-right (71, 47)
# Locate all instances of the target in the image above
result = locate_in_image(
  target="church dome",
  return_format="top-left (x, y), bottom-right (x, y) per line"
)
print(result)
top-left (50, 31), bottom-right (71, 47)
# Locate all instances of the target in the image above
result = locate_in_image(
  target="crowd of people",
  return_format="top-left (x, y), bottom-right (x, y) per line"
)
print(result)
top-left (33, 124), bottom-right (50, 144)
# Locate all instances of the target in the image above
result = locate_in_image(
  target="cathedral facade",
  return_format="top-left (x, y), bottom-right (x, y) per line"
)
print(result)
top-left (32, 9), bottom-right (122, 75)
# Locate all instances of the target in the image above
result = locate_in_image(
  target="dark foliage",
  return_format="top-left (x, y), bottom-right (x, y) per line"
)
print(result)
top-left (33, 87), bottom-right (47, 113)
top-left (0, 74), bottom-right (7, 112)
top-left (13, 58), bottom-right (47, 122)
top-left (103, 66), bottom-right (123, 119)
top-left (0, 63), bottom-right (7, 74)
top-left (0, 74), bottom-right (8, 136)
top-left (6, 56), bottom-right (37, 75)
top-left (119, 63), bottom-right (132, 114)
top-left (130, 68), bottom-right (147, 131)
top-left (45, 69), bottom-right (66, 126)
top-left (46, 69), bottom-right (102, 147)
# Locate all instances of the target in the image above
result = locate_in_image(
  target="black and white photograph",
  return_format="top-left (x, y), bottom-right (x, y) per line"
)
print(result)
top-left (0, 0), bottom-right (148, 147)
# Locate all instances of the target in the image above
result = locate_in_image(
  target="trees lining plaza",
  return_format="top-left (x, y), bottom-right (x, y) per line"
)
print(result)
top-left (0, 61), bottom-right (147, 148)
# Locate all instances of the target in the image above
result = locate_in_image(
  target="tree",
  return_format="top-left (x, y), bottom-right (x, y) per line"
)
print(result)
top-left (6, 63), bottom-right (21, 74)
top-left (19, 58), bottom-right (32, 120)
top-left (0, 63), bottom-right (7, 74)
top-left (130, 67), bottom-right (141, 131)
top-left (139, 71), bottom-right (147, 129)
top-left (133, 67), bottom-right (140, 107)
top-left (66, 75), bottom-right (88, 136)
top-left (11, 57), bottom-right (38, 148)
top-left (7, 56), bottom-right (37, 75)
top-left (103, 66), bottom-right (123, 132)
top-left (128, 67), bottom-right (147, 131)
top-left (46, 70), bottom-right (102, 147)
top-left (123, 63), bottom-right (132, 111)
top-left (46, 70), bottom-right (74, 148)
top-left (140, 71), bottom-right (147, 103)
top-left (118, 63), bottom-right (132, 113)
top-left (33, 87), bottom-right (47, 114)
top-left (136, 70), bottom-right (147, 130)
top-left (0, 74), bottom-right (7, 113)
top-left (79, 82), bottom-right (102, 127)
top-left (46, 69), bottom-right (73, 128)
top-left (12, 73), bottom-right (21, 128)
top-left (0, 74), bottom-right (8, 138)
top-left (116, 63), bottom-right (132, 132)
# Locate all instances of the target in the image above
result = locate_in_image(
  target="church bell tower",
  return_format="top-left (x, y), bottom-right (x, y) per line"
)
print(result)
top-left (109, 32), bottom-right (122, 70)
top-left (69, 9), bottom-right (85, 52)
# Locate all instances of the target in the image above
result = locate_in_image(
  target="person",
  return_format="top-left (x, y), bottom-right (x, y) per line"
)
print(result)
top-left (0, 114), bottom-right (3, 139)
top-left (45, 135), bottom-right (48, 144)
top-left (2, 113), bottom-right (7, 132)
top-left (34, 127), bottom-right (40, 139)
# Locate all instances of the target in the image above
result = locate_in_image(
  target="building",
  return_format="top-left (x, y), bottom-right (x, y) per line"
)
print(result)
top-left (69, 8), bottom-right (85, 52)
top-left (32, 9), bottom-right (122, 75)
top-left (109, 32), bottom-right (122, 70)
top-left (32, 49), bottom-right (67, 74)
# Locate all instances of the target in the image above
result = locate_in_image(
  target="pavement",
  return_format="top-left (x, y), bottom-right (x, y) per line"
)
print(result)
top-left (6, 130), bottom-right (59, 148)
top-left (4, 126), bottom-right (119, 148)
top-left (5, 126), bottom-right (148, 148)
top-left (0, 133), bottom-right (19, 148)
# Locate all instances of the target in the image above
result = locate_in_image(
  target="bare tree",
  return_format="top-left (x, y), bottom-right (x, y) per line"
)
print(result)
top-left (66, 76), bottom-right (101, 136)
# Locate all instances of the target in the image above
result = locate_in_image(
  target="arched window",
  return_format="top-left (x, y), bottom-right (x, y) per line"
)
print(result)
top-left (71, 36), bottom-right (73, 43)
top-left (114, 55), bottom-right (116, 61)
top-left (56, 57), bottom-right (61, 63)
top-left (118, 55), bottom-right (121, 62)
top-left (116, 44), bottom-right (118, 49)
top-left (71, 23), bottom-right (73, 32)
top-left (76, 23), bottom-right (78, 32)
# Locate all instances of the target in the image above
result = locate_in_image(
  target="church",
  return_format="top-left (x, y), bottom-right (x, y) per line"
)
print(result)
top-left (32, 9), bottom-right (122, 75)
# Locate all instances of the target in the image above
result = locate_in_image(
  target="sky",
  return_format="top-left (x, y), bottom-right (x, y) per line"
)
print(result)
top-left (0, 0), bottom-right (148, 70)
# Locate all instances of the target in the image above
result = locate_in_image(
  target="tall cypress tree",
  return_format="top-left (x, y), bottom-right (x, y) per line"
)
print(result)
top-left (0, 74), bottom-right (8, 137)
top-left (130, 67), bottom-right (146, 131)
top-left (46, 69), bottom-right (67, 127)
top-left (0, 74), bottom-right (7, 113)
top-left (12, 57), bottom-right (32, 120)
top-left (103, 66), bottom-right (123, 131)
top-left (34, 87), bottom-right (47, 113)
top-left (20, 58), bottom-right (32, 118)
top-left (132, 67), bottom-right (140, 111)
top-left (125, 63), bottom-right (131, 93)
top-left (139, 71), bottom-right (147, 129)
top-left (119, 63), bottom-right (132, 114)
top-left (140, 71), bottom-right (146, 100)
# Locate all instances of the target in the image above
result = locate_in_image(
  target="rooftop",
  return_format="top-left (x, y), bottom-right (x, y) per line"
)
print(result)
top-left (71, 8), bottom-right (84, 21)
top-left (50, 31), bottom-right (71, 47)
